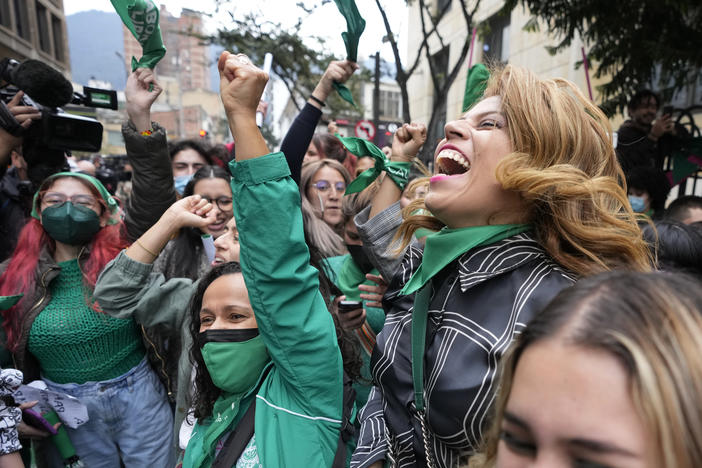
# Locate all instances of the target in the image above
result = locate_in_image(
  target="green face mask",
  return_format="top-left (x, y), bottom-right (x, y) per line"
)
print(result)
top-left (41, 202), bottom-right (101, 246)
top-left (200, 333), bottom-right (270, 395)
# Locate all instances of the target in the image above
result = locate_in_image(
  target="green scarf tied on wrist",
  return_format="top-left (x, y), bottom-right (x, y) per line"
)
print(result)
top-left (401, 224), bottom-right (532, 296)
top-left (111, 0), bottom-right (166, 70)
top-left (331, 0), bottom-right (365, 107)
top-left (337, 135), bottom-right (411, 194)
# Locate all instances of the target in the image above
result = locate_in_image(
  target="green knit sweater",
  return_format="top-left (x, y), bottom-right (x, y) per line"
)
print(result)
top-left (28, 259), bottom-right (145, 384)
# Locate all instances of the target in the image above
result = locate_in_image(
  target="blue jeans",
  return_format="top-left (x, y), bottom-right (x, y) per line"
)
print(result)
top-left (43, 358), bottom-right (174, 468)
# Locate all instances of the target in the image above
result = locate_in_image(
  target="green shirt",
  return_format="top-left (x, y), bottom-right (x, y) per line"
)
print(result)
top-left (28, 259), bottom-right (144, 384)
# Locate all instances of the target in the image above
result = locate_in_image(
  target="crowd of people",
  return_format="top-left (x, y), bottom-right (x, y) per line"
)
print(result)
top-left (0, 43), bottom-right (700, 468)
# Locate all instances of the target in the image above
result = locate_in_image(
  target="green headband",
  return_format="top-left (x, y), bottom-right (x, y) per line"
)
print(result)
top-left (30, 172), bottom-right (120, 224)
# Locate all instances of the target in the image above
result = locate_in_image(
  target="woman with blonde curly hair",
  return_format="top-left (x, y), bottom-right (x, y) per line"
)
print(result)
top-left (350, 65), bottom-right (651, 468)
top-left (472, 271), bottom-right (702, 468)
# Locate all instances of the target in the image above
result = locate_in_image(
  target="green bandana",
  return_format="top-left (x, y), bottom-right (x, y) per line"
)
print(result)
top-left (30, 172), bottom-right (119, 224)
top-left (401, 224), bottom-right (532, 296)
top-left (337, 135), bottom-right (411, 194)
top-left (111, 0), bottom-right (166, 70)
top-left (337, 256), bottom-right (379, 302)
top-left (331, 0), bottom-right (366, 107)
top-left (194, 337), bottom-right (271, 468)
top-left (0, 294), bottom-right (22, 311)
top-left (462, 64), bottom-right (490, 112)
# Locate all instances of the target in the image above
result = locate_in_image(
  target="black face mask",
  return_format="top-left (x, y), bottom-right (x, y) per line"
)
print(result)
top-left (197, 328), bottom-right (259, 347)
top-left (347, 244), bottom-right (374, 274)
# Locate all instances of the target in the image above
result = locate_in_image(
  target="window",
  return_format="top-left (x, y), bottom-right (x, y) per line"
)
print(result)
top-left (36, 3), bottom-right (50, 53)
top-left (13, 0), bottom-right (28, 39)
top-left (482, 13), bottom-right (510, 65)
top-left (0, 0), bottom-right (11, 29)
top-left (379, 90), bottom-right (401, 120)
top-left (51, 15), bottom-right (64, 61)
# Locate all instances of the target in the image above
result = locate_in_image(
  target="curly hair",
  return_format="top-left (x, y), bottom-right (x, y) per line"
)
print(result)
top-left (189, 260), bottom-right (362, 420)
top-left (395, 65), bottom-right (652, 276)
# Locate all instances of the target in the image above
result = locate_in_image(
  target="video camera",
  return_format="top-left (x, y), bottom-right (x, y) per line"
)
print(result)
top-left (0, 58), bottom-right (118, 155)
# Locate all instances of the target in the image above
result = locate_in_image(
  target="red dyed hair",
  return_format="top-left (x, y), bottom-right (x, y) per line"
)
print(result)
top-left (0, 175), bottom-right (129, 351)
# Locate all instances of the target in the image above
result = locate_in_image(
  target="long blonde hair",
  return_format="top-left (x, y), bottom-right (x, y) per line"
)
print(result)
top-left (472, 271), bottom-right (702, 468)
top-left (300, 159), bottom-right (352, 258)
top-left (396, 65), bottom-right (652, 275)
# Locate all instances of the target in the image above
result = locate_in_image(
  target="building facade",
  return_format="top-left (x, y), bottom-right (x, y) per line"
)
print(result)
top-left (405, 0), bottom-right (608, 135)
top-left (0, 0), bottom-right (70, 75)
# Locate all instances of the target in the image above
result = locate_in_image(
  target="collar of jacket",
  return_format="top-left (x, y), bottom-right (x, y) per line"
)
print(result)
top-left (456, 232), bottom-right (564, 292)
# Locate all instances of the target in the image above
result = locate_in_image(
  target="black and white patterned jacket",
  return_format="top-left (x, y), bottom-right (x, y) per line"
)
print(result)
top-left (351, 204), bottom-right (576, 468)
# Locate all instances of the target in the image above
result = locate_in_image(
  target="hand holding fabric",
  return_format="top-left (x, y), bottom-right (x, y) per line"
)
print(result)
top-left (314, 60), bottom-right (359, 103)
top-left (125, 68), bottom-right (162, 132)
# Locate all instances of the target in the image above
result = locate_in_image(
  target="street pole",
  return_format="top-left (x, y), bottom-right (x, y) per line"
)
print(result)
top-left (373, 52), bottom-right (380, 145)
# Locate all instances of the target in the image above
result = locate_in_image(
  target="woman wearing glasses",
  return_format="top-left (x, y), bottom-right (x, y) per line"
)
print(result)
top-left (300, 159), bottom-right (352, 257)
top-left (153, 165), bottom-right (234, 281)
top-left (0, 172), bottom-right (176, 467)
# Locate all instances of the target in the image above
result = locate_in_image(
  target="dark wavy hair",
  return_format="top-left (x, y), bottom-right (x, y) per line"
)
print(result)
top-left (189, 262), bottom-right (243, 419)
top-left (641, 220), bottom-right (702, 278)
top-left (168, 139), bottom-right (211, 164)
top-left (160, 165), bottom-right (231, 280)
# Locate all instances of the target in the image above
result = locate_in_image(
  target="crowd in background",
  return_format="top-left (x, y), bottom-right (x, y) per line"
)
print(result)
top-left (0, 46), bottom-right (700, 468)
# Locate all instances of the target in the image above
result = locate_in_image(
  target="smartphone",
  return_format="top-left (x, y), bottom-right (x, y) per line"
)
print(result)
top-left (22, 408), bottom-right (58, 435)
top-left (662, 105), bottom-right (673, 116)
top-left (337, 300), bottom-right (363, 314)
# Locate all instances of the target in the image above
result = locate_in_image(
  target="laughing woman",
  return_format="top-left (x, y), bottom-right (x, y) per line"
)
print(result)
top-left (350, 66), bottom-right (652, 468)
top-left (180, 53), bottom-right (344, 467)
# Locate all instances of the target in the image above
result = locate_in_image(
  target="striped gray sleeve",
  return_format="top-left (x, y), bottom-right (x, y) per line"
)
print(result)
top-left (354, 201), bottom-right (407, 281)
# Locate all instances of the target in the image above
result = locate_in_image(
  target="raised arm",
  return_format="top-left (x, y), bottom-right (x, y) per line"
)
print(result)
top-left (219, 52), bottom-right (342, 413)
top-left (122, 68), bottom-right (177, 241)
top-left (279, 60), bottom-right (358, 184)
top-left (94, 195), bottom-right (215, 328)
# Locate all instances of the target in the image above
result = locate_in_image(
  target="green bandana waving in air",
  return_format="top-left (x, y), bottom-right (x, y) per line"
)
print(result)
top-left (111, 0), bottom-right (166, 70)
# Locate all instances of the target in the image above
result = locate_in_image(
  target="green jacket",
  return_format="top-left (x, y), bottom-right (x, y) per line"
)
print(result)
top-left (93, 250), bottom-right (196, 452)
top-left (185, 152), bottom-right (343, 467)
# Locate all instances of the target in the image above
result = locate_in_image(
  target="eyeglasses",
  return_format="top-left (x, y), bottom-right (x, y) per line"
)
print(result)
top-left (310, 180), bottom-right (346, 193)
top-left (200, 196), bottom-right (233, 212)
top-left (41, 192), bottom-right (98, 209)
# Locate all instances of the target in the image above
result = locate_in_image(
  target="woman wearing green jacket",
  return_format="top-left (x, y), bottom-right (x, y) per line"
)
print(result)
top-left (180, 51), bottom-right (344, 467)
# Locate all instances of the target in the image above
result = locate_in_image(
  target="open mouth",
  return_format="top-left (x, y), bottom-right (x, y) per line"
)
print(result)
top-left (436, 149), bottom-right (471, 176)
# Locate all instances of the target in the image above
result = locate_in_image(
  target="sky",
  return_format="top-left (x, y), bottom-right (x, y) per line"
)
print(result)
top-left (62, 0), bottom-right (407, 65)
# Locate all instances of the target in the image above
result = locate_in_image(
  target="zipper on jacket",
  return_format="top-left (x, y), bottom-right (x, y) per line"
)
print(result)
top-left (26, 267), bottom-right (55, 317)
top-left (140, 325), bottom-right (174, 401)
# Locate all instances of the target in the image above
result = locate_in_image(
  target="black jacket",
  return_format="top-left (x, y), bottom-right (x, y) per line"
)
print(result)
top-left (352, 233), bottom-right (575, 468)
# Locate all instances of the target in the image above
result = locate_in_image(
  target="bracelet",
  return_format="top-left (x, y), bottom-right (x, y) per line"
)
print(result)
top-left (309, 95), bottom-right (326, 107)
top-left (135, 239), bottom-right (158, 258)
top-left (141, 129), bottom-right (153, 136)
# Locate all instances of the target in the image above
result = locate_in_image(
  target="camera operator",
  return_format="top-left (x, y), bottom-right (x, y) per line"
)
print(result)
top-left (0, 91), bottom-right (41, 261)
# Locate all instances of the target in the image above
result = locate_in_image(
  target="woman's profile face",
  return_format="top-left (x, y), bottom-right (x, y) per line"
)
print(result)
top-left (424, 96), bottom-right (526, 228)
top-left (193, 178), bottom-right (233, 239)
top-left (305, 166), bottom-right (346, 227)
top-left (496, 340), bottom-right (654, 468)
top-left (198, 273), bottom-right (257, 333)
